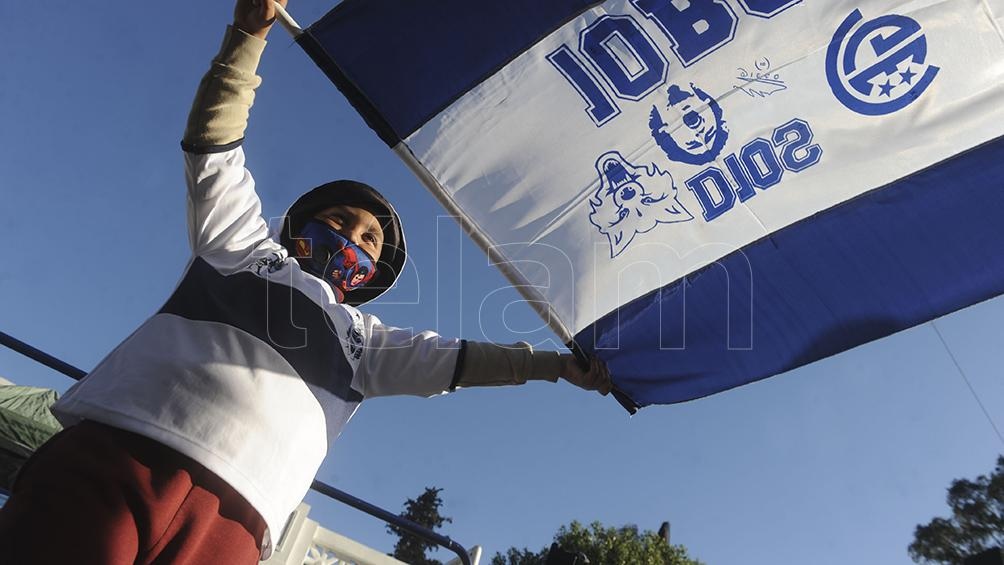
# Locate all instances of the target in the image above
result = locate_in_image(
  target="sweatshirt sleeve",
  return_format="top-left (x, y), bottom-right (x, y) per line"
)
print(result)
top-left (349, 310), bottom-right (564, 398)
top-left (350, 313), bottom-right (463, 398)
top-left (182, 26), bottom-right (266, 153)
top-left (182, 26), bottom-right (271, 262)
top-left (451, 341), bottom-right (563, 389)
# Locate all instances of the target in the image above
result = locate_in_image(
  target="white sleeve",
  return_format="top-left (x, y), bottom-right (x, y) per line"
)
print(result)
top-left (184, 147), bottom-right (270, 263)
top-left (350, 312), bottom-right (463, 398)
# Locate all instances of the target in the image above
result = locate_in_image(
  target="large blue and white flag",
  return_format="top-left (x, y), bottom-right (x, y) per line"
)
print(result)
top-left (296, 0), bottom-right (1004, 411)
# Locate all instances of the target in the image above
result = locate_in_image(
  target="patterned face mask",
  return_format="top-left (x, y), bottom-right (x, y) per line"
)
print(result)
top-left (294, 220), bottom-right (378, 300)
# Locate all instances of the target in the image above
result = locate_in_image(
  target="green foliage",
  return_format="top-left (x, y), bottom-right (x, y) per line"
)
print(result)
top-left (387, 487), bottom-right (452, 565)
top-left (491, 521), bottom-right (703, 565)
top-left (908, 455), bottom-right (1004, 564)
top-left (491, 547), bottom-right (547, 565)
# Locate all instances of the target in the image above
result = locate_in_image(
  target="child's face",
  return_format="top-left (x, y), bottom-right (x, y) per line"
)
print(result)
top-left (314, 205), bottom-right (384, 262)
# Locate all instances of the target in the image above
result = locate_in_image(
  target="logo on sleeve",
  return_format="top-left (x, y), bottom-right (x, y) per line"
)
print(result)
top-left (345, 325), bottom-right (364, 361)
top-left (331, 307), bottom-right (366, 366)
top-left (250, 252), bottom-right (287, 275)
top-left (826, 9), bottom-right (939, 116)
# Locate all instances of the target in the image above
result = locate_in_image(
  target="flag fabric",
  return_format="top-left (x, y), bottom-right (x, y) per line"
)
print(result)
top-left (296, 0), bottom-right (1004, 411)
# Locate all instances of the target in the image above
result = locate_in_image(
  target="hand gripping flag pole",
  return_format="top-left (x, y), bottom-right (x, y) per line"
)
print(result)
top-left (271, 1), bottom-right (302, 38)
top-left (0, 329), bottom-right (474, 565)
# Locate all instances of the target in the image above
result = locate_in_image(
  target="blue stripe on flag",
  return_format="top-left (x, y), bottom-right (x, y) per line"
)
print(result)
top-left (305, 0), bottom-right (600, 143)
top-left (576, 136), bottom-right (1004, 409)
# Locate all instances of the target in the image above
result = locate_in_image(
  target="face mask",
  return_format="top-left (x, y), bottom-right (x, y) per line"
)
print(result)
top-left (294, 220), bottom-right (378, 300)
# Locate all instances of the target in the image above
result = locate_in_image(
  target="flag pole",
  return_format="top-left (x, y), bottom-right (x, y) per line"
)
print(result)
top-left (272, 1), bottom-right (302, 38)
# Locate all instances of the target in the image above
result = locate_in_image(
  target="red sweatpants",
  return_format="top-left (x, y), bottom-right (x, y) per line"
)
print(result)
top-left (0, 420), bottom-right (266, 565)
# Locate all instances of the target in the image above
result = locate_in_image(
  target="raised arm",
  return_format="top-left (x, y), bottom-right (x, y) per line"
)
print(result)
top-left (183, 0), bottom-right (286, 152)
top-left (181, 1), bottom-right (287, 260)
top-left (182, 0), bottom-right (285, 150)
top-left (181, 26), bottom-right (263, 154)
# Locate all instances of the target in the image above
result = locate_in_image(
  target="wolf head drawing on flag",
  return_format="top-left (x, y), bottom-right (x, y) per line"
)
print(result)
top-left (588, 151), bottom-right (693, 258)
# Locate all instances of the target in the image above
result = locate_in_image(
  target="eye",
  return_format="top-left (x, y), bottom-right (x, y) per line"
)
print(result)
top-left (363, 232), bottom-right (378, 244)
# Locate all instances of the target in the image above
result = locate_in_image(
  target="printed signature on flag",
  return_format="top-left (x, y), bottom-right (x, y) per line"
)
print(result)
top-left (733, 57), bottom-right (787, 98)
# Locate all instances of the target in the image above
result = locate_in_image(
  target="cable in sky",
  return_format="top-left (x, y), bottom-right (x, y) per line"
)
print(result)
top-left (930, 321), bottom-right (1004, 448)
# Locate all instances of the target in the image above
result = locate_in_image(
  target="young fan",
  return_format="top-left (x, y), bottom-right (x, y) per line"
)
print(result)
top-left (0, 1), bottom-right (611, 563)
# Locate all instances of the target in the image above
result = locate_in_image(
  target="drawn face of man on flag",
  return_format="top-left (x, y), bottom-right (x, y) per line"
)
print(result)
top-left (588, 152), bottom-right (694, 258)
top-left (649, 83), bottom-right (729, 166)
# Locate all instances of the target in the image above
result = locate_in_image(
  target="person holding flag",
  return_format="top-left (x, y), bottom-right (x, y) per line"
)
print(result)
top-left (0, 1), bottom-right (611, 563)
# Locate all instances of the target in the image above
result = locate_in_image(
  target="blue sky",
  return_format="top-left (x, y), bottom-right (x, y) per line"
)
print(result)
top-left (1, 2), bottom-right (1002, 564)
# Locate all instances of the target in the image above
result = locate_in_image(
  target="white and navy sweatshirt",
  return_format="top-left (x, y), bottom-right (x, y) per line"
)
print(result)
top-left (52, 131), bottom-right (468, 557)
top-left (52, 26), bottom-right (562, 558)
top-left (49, 29), bottom-right (468, 557)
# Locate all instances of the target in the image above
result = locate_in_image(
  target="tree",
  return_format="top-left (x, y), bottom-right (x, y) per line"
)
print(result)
top-left (909, 456), bottom-right (1004, 564)
top-left (387, 487), bottom-right (452, 565)
top-left (491, 521), bottom-right (703, 565)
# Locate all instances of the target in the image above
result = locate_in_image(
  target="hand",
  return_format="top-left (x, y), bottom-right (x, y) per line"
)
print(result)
top-left (560, 355), bottom-right (612, 396)
top-left (234, 0), bottom-right (287, 40)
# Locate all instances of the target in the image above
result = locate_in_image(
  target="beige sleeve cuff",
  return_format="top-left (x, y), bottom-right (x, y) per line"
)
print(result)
top-left (454, 341), bottom-right (564, 388)
top-left (182, 26), bottom-right (267, 151)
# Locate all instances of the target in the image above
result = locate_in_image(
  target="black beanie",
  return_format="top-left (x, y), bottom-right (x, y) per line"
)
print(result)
top-left (280, 180), bottom-right (406, 306)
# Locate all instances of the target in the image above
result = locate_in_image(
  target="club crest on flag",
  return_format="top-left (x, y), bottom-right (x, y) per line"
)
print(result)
top-left (589, 151), bottom-right (693, 259)
top-left (826, 9), bottom-right (940, 116)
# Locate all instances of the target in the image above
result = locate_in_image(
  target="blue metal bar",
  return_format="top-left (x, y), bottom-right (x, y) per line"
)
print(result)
top-left (310, 480), bottom-right (472, 565)
top-left (0, 331), bottom-right (87, 381)
top-left (0, 329), bottom-right (472, 565)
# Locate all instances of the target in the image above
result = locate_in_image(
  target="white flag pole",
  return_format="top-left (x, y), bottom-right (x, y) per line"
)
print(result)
top-left (272, 1), bottom-right (302, 38)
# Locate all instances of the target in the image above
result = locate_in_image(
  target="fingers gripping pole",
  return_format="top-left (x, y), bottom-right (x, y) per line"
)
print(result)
top-left (272, 1), bottom-right (302, 38)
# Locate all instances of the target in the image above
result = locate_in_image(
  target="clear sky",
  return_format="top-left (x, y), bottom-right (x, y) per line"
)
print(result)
top-left (1, 2), bottom-right (1002, 564)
